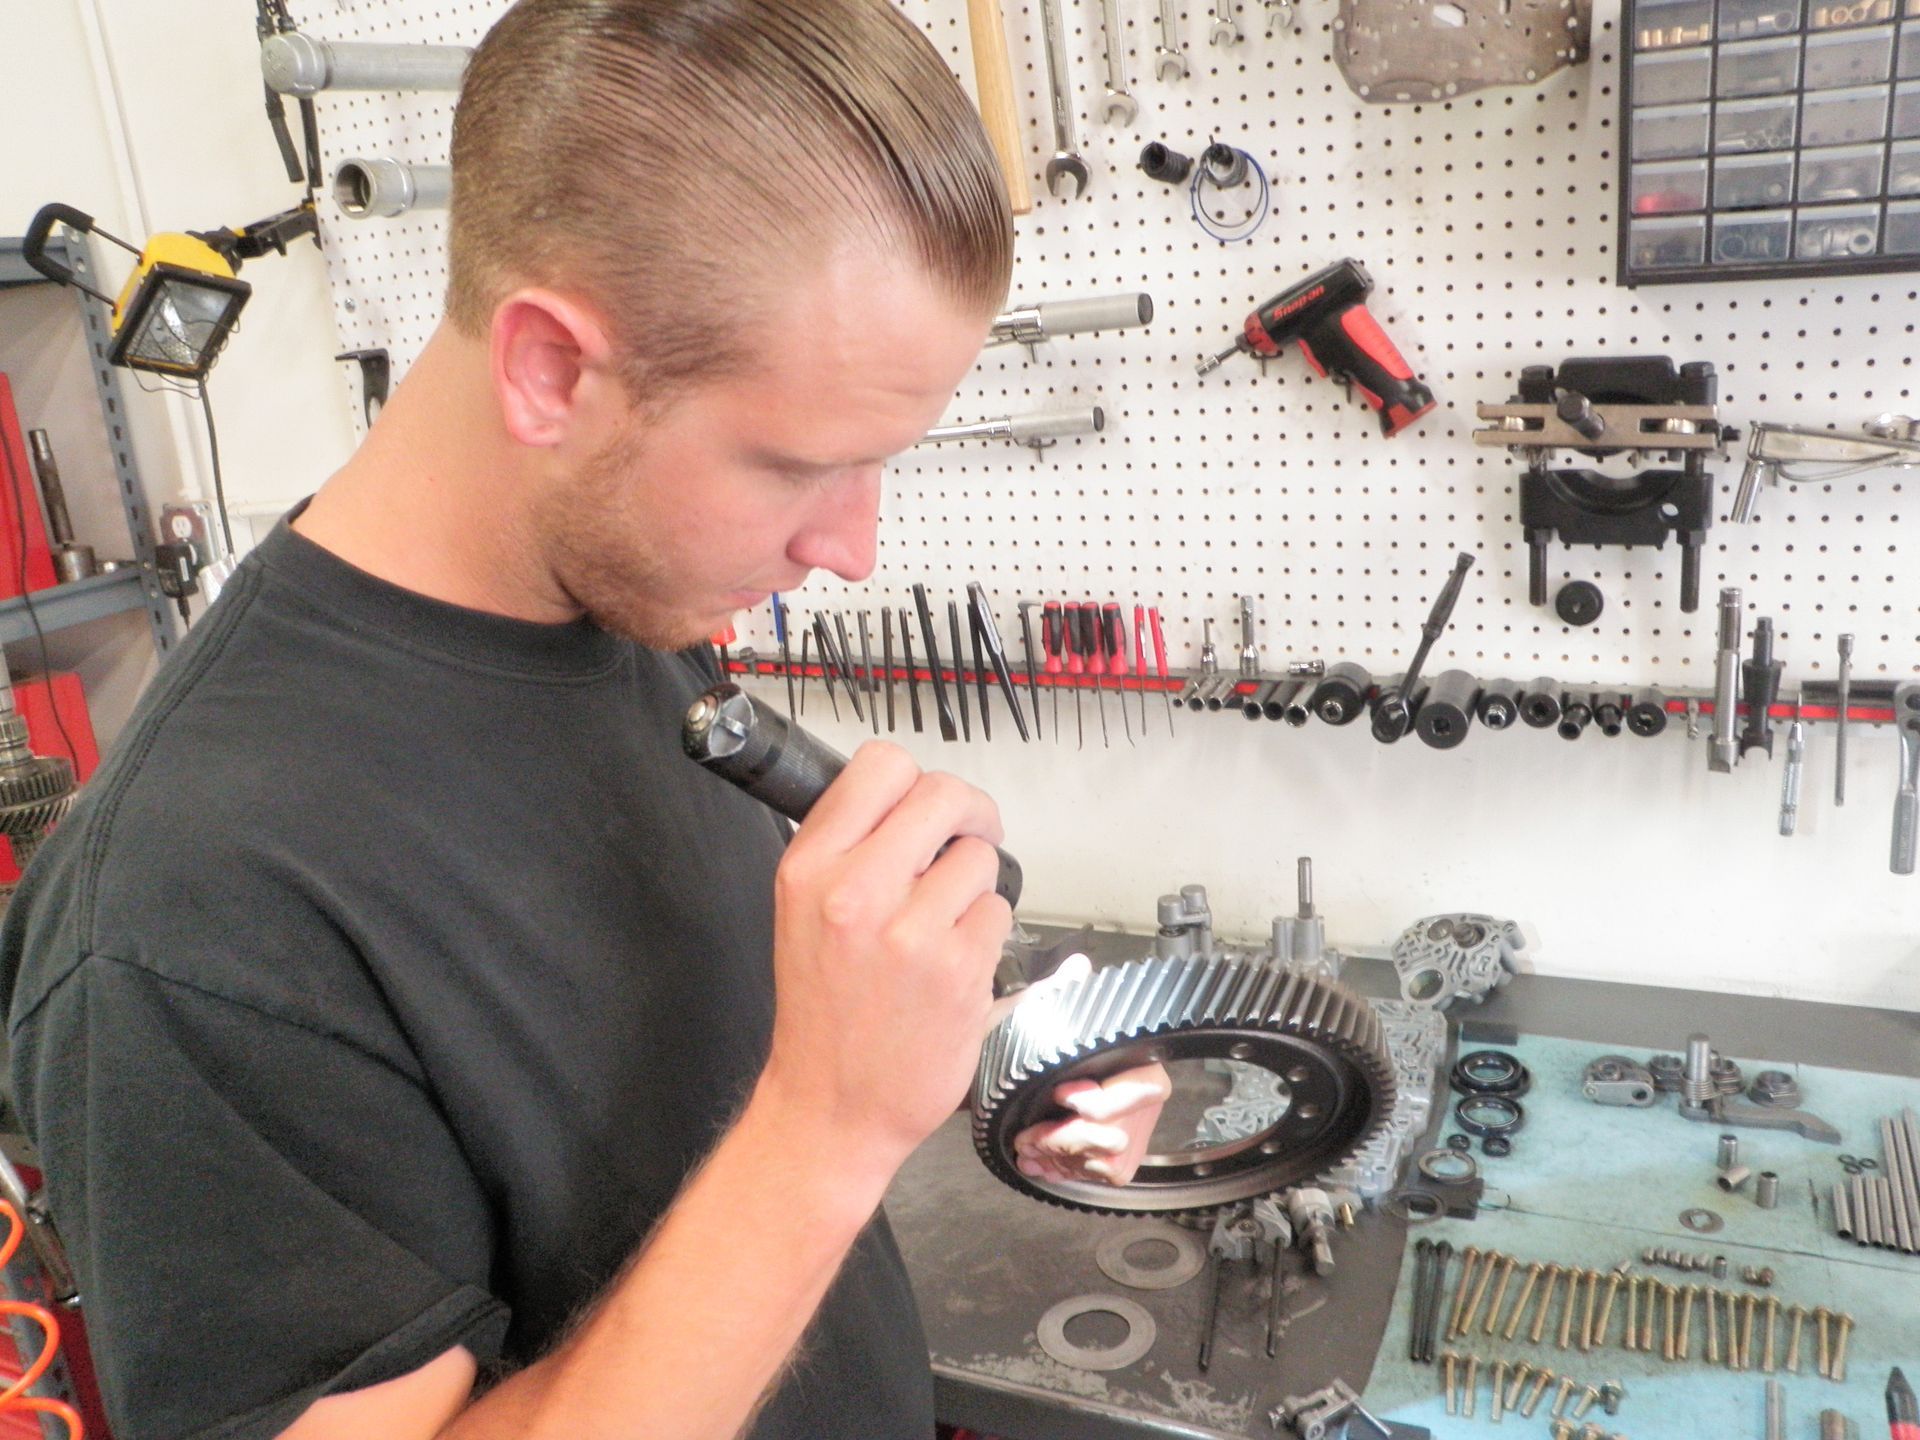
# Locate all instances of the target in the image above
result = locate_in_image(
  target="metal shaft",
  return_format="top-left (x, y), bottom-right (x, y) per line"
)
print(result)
top-left (1710, 586), bottom-right (1742, 772)
top-left (1834, 633), bottom-right (1853, 805)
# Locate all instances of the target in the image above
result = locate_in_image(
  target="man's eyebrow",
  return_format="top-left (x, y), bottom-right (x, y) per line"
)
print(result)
top-left (751, 448), bottom-right (892, 472)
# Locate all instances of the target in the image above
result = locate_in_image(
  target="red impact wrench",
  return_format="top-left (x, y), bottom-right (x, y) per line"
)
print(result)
top-left (1196, 258), bottom-right (1436, 437)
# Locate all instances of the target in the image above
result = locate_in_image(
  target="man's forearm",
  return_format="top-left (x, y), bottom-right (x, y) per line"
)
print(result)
top-left (440, 1078), bottom-right (900, 1440)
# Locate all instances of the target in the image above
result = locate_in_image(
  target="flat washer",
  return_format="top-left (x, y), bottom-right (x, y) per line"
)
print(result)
top-left (1094, 1223), bottom-right (1208, 1291)
top-left (1384, 1189), bottom-right (1446, 1224)
top-left (1035, 1293), bottom-right (1158, 1371)
top-left (1679, 1207), bottom-right (1724, 1234)
top-left (1416, 1147), bottom-right (1480, 1186)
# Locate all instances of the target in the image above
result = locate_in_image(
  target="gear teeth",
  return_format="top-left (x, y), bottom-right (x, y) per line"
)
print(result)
top-left (974, 955), bottom-right (1396, 1216)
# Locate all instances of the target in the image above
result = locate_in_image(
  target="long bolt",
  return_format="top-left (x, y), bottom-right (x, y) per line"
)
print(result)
top-left (1679, 1284), bottom-right (1698, 1360)
top-left (1641, 1279), bottom-right (1659, 1352)
top-left (1592, 1269), bottom-right (1625, 1349)
top-left (1831, 1312), bottom-right (1853, 1382)
top-left (1522, 1368), bottom-right (1556, 1418)
top-left (1580, 1268), bottom-right (1600, 1352)
top-left (1448, 1248), bottom-right (1484, 1337)
top-left (1764, 1296), bottom-right (1780, 1374)
top-left (1571, 1384), bottom-right (1602, 1421)
top-left (1786, 1305), bottom-right (1804, 1374)
top-left (1815, 1307), bottom-right (1831, 1379)
top-left (1485, 1255), bottom-right (1518, 1336)
top-left (1532, 1265), bottom-right (1563, 1344)
top-left (1766, 1378), bottom-right (1786, 1440)
top-left (1706, 1285), bottom-right (1721, 1364)
top-left (1551, 1375), bottom-right (1577, 1419)
top-left (1461, 1251), bottom-right (1500, 1337)
top-left (1505, 1262), bottom-right (1545, 1341)
top-left (1558, 1270), bottom-right (1581, 1349)
top-left (1463, 1354), bottom-right (1479, 1418)
top-left (1491, 1360), bottom-right (1508, 1422)
top-left (1625, 1274), bottom-right (1639, 1352)
top-left (1443, 1351), bottom-right (1460, 1415)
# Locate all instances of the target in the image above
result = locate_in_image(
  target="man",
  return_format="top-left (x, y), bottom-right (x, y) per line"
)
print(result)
top-left (1, 3), bottom-right (1166, 1438)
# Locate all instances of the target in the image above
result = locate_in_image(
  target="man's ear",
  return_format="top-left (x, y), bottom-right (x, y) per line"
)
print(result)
top-left (489, 288), bottom-right (617, 448)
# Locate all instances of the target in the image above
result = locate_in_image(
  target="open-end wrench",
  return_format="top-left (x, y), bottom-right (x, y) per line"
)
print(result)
top-left (1099, 0), bottom-right (1138, 124)
top-left (1154, 0), bottom-right (1188, 78)
top-left (1264, 0), bottom-right (1295, 30)
top-left (1894, 682), bottom-right (1920, 875)
top-left (1212, 0), bottom-right (1243, 45)
top-left (1037, 0), bottom-right (1093, 197)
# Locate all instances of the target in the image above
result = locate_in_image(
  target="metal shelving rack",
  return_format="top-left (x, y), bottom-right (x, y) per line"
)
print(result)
top-left (0, 232), bottom-right (181, 655)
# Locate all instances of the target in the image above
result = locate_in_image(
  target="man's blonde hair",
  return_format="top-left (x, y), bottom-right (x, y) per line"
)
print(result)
top-left (446, 0), bottom-right (1015, 395)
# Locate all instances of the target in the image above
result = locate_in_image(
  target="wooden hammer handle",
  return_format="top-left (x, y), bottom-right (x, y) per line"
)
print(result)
top-left (966, 0), bottom-right (1033, 215)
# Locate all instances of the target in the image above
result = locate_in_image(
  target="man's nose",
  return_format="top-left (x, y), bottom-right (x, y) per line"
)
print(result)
top-left (788, 466), bottom-right (882, 582)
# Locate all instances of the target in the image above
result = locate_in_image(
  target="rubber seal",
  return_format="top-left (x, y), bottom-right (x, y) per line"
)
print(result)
top-left (1453, 1093), bottom-right (1526, 1138)
top-left (1446, 1133), bottom-right (1474, 1152)
top-left (1416, 1148), bottom-right (1480, 1186)
top-left (1035, 1294), bottom-right (1158, 1371)
top-left (1481, 1135), bottom-right (1514, 1158)
top-left (1450, 1050), bottom-right (1533, 1098)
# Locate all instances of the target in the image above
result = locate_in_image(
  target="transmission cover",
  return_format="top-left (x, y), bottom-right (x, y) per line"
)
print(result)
top-left (1333, 0), bottom-right (1590, 103)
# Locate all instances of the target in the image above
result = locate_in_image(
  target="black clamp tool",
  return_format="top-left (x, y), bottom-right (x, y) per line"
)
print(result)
top-left (1740, 615), bottom-right (1784, 760)
top-left (1475, 357), bottom-right (1732, 613)
top-left (1372, 551), bottom-right (1476, 743)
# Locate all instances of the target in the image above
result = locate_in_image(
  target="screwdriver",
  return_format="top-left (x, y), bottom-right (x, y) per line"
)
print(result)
top-left (773, 594), bottom-right (796, 719)
top-left (1133, 603), bottom-right (1149, 737)
top-left (797, 628), bottom-right (811, 716)
top-left (1078, 602), bottom-right (1108, 748)
top-left (947, 600), bottom-right (971, 742)
top-left (881, 608), bottom-right (896, 734)
top-left (1103, 602), bottom-right (1134, 747)
top-left (967, 602), bottom-right (992, 743)
top-left (1062, 602), bottom-right (1086, 750)
top-left (1149, 605), bottom-right (1175, 738)
top-left (809, 613), bottom-right (842, 721)
top-left (857, 609), bottom-right (878, 735)
top-left (1017, 601), bottom-right (1044, 742)
top-left (899, 606), bottom-right (924, 733)
top-left (912, 584), bottom-right (958, 741)
top-left (1042, 602), bottom-right (1067, 743)
top-left (969, 583), bottom-right (1031, 743)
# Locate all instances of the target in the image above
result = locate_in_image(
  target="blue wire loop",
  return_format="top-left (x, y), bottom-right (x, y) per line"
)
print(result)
top-left (1189, 147), bottom-right (1270, 244)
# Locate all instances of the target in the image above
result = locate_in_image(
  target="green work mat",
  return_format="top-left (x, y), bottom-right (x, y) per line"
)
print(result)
top-left (1367, 1031), bottom-right (1920, 1439)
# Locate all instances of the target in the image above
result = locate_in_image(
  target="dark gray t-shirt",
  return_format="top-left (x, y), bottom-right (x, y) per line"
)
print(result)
top-left (0, 511), bottom-right (933, 1440)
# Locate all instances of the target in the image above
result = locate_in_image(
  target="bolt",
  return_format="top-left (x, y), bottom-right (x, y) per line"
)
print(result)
top-left (1531, 1265), bottom-right (1563, 1344)
top-left (1463, 1353), bottom-right (1480, 1418)
top-left (1815, 1306), bottom-right (1831, 1379)
top-left (1679, 1284), bottom-right (1698, 1360)
top-left (1505, 1262), bottom-right (1545, 1341)
top-left (1549, 1424), bottom-right (1574, 1440)
top-left (1786, 1305), bottom-right (1805, 1374)
top-left (1461, 1250), bottom-right (1500, 1337)
top-left (1506, 1362), bottom-right (1534, 1409)
top-left (1572, 1384), bottom-right (1603, 1420)
top-left (1443, 1351), bottom-right (1460, 1415)
top-left (1592, 1268), bottom-right (1625, 1348)
top-left (1580, 1267), bottom-right (1601, 1351)
top-left (1552, 1375), bottom-right (1577, 1418)
top-left (1832, 1312), bottom-right (1853, 1382)
top-left (1706, 1287), bottom-right (1722, 1365)
top-left (1625, 1274), bottom-right (1639, 1352)
top-left (1641, 1279), bottom-right (1659, 1352)
top-left (1485, 1254), bottom-right (1519, 1336)
top-left (1448, 1247), bottom-right (1482, 1337)
top-left (1522, 1368), bottom-right (1556, 1418)
top-left (1664, 1279), bottom-right (1680, 1361)
top-left (1764, 1296), bottom-right (1781, 1374)
top-left (1599, 1381), bottom-right (1626, 1416)
top-left (1558, 1269), bottom-right (1581, 1349)
top-left (1577, 1423), bottom-right (1607, 1440)
top-left (1491, 1360), bottom-right (1508, 1422)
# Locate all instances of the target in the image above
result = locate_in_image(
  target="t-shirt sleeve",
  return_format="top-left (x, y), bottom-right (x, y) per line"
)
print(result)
top-left (11, 953), bottom-right (510, 1440)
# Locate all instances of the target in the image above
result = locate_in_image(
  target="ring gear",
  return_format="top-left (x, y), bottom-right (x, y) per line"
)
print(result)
top-left (973, 956), bottom-right (1396, 1215)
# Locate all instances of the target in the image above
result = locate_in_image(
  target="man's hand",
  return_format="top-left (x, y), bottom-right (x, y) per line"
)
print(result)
top-left (1011, 1062), bottom-right (1171, 1186)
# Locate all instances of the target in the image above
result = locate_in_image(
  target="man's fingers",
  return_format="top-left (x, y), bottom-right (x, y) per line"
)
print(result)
top-left (901, 837), bottom-right (1007, 938)
top-left (786, 742), bottom-right (921, 855)
top-left (1054, 1063), bottom-right (1173, 1122)
top-left (1014, 1117), bottom-right (1130, 1159)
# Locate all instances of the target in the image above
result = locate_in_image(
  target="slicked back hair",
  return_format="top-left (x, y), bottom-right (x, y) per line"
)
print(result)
top-left (445, 0), bottom-right (1015, 398)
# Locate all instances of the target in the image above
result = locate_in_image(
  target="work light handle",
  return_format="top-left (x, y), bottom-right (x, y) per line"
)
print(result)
top-left (21, 205), bottom-right (118, 306)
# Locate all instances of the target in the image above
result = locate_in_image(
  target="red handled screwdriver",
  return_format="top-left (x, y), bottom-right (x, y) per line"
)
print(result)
top-left (1079, 602), bottom-right (1109, 749)
top-left (1042, 601), bottom-right (1066, 744)
top-left (1133, 603), bottom-right (1149, 737)
top-left (1149, 605), bottom-right (1175, 738)
top-left (1103, 602), bottom-right (1134, 747)
top-left (1062, 602), bottom-right (1086, 751)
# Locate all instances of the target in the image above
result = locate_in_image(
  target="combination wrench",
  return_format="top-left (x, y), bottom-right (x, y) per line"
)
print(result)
top-left (1212, 0), bottom-right (1243, 44)
top-left (1037, 0), bottom-right (1093, 196)
top-left (1264, 0), bottom-right (1295, 29)
top-left (1100, 0), bottom-right (1138, 123)
top-left (1154, 0), bottom-right (1188, 77)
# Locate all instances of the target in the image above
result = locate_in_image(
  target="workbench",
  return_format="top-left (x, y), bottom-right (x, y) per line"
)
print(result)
top-left (886, 927), bottom-right (1920, 1440)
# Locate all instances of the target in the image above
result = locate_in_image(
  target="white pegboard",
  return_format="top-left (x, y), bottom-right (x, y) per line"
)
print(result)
top-left (299, 0), bottom-right (1920, 1010)
top-left (306, 0), bottom-right (1919, 688)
